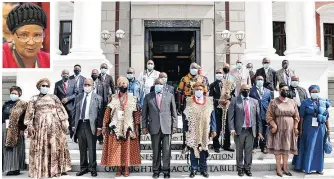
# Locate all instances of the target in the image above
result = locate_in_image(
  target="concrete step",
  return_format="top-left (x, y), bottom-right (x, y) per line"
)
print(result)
top-left (24, 158), bottom-right (334, 172)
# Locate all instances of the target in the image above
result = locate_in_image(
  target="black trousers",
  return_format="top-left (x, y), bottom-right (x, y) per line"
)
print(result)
top-left (253, 120), bottom-right (268, 150)
top-left (77, 121), bottom-right (97, 171)
top-left (212, 108), bottom-right (231, 149)
top-left (151, 129), bottom-right (172, 174)
top-left (65, 107), bottom-right (74, 138)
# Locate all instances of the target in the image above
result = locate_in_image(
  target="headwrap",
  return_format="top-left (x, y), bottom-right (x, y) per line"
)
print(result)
top-left (117, 76), bottom-right (129, 87)
top-left (36, 78), bottom-right (50, 89)
top-left (6, 3), bottom-right (47, 33)
top-left (308, 85), bottom-right (320, 92)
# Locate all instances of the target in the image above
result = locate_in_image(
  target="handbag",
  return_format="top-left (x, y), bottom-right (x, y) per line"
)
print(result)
top-left (325, 135), bottom-right (332, 154)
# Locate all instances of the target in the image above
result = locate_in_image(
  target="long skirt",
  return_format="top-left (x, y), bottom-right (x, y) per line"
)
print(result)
top-left (2, 123), bottom-right (25, 172)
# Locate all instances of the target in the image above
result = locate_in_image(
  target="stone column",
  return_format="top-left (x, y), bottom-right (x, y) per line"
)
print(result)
top-left (243, 1), bottom-right (277, 60)
top-left (53, 2), bottom-right (61, 55)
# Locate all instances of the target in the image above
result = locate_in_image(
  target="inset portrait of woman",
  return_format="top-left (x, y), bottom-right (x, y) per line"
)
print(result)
top-left (2, 3), bottom-right (50, 68)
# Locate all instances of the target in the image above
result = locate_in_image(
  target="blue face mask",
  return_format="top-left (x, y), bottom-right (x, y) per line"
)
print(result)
top-left (155, 85), bottom-right (163, 93)
top-left (40, 87), bottom-right (49, 94)
top-left (216, 74), bottom-right (223, 81)
top-left (9, 94), bottom-right (19, 101)
top-left (263, 64), bottom-right (270, 69)
top-left (236, 63), bottom-right (243, 69)
top-left (195, 90), bottom-right (203, 98)
top-left (256, 80), bottom-right (264, 87)
top-left (126, 74), bottom-right (134, 79)
top-left (147, 64), bottom-right (154, 70)
top-left (311, 93), bottom-right (319, 99)
top-left (190, 69), bottom-right (198, 76)
top-left (161, 78), bottom-right (168, 84)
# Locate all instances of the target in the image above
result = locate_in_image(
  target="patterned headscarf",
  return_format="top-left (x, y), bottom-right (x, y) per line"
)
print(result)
top-left (117, 76), bottom-right (129, 88)
top-left (308, 85), bottom-right (320, 92)
top-left (36, 78), bottom-right (50, 89)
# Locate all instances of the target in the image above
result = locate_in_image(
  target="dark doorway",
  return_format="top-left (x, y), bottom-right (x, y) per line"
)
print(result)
top-left (145, 28), bottom-right (200, 88)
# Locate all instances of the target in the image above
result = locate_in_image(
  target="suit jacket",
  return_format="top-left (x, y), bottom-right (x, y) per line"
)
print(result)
top-left (249, 71), bottom-right (255, 86)
top-left (93, 79), bottom-right (108, 108)
top-left (72, 92), bottom-right (103, 137)
top-left (287, 86), bottom-right (309, 105)
top-left (228, 96), bottom-right (262, 137)
top-left (254, 67), bottom-right (277, 91)
top-left (142, 91), bottom-right (177, 135)
top-left (150, 84), bottom-right (175, 95)
top-left (209, 80), bottom-right (235, 107)
top-left (230, 68), bottom-right (251, 96)
top-left (249, 86), bottom-right (272, 121)
top-left (276, 68), bottom-right (295, 87)
top-left (99, 74), bottom-right (115, 95)
top-left (69, 75), bottom-right (86, 94)
top-left (54, 79), bottom-right (77, 111)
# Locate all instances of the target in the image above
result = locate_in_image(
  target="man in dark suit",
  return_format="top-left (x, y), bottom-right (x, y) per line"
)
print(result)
top-left (228, 84), bottom-right (263, 177)
top-left (142, 78), bottom-right (178, 179)
top-left (249, 75), bottom-right (272, 154)
top-left (91, 69), bottom-right (108, 145)
top-left (69, 64), bottom-right (86, 94)
top-left (287, 76), bottom-right (308, 109)
top-left (246, 63), bottom-right (255, 86)
top-left (54, 69), bottom-right (78, 138)
top-left (98, 63), bottom-right (115, 96)
top-left (72, 78), bottom-right (103, 177)
top-left (209, 68), bottom-right (235, 153)
top-left (254, 58), bottom-right (277, 99)
top-left (150, 72), bottom-right (174, 94)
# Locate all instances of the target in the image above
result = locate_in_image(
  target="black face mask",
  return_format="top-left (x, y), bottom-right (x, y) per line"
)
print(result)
top-left (91, 75), bottom-right (98, 80)
top-left (223, 68), bottom-right (230, 73)
top-left (74, 69), bottom-right (81, 75)
top-left (280, 91), bottom-right (288, 97)
top-left (119, 87), bottom-right (128, 93)
top-left (62, 76), bottom-right (69, 81)
top-left (241, 90), bottom-right (249, 98)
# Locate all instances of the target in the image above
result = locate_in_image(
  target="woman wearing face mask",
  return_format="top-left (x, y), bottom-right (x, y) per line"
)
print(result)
top-left (292, 85), bottom-right (331, 174)
top-left (266, 83), bottom-right (300, 177)
top-left (3, 3), bottom-right (50, 68)
top-left (184, 82), bottom-right (216, 178)
top-left (25, 78), bottom-right (71, 178)
top-left (101, 77), bottom-right (141, 177)
top-left (2, 86), bottom-right (27, 176)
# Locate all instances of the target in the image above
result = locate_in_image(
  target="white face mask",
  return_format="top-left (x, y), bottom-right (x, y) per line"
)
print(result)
top-left (216, 74), bottom-right (223, 81)
top-left (84, 87), bottom-right (92, 93)
top-left (147, 64), bottom-right (154, 70)
top-left (100, 68), bottom-right (108, 74)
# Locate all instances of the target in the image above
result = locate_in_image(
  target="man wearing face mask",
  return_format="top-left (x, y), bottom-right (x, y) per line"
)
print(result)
top-left (150, 72), bottom-right (174, 94)
top-left (287, 76), bottom-right (308, 109)
top-left (249, 76), bottom-right (272, 154)
top-left (98, 63), bottom-right (115, 95)
top-left (70, 64), bottom-right (86, 94)
top-left (277, 60), bottom-right (295, 87)
top-left (54, 69), bottom-right (78, 138)
top-left (209, 68), bottom-right (235, 153)
top-left (228, 84), bottom-right (263, 177)
top-left (198, 66), bottom-right (210, 89)
top-left (72, 79), bottom-right (103, 177)
top-left (230, 59), bottom-right (251, 97)
top-left (246, 63), bottom-right (255, 86)
top-left (126, 67), bottom-right (142, 108)
top-left (254, 58), bottom-right (277, 99)
top-left (142, 78), bottom-right (177, 179)
top-left (177, 62), bottom-right (208, 151)
top-left (138, 60), bottom-right (160, 99)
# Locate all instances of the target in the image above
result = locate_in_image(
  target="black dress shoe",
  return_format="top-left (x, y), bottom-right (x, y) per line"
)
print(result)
top-left (61, 172), bottom-right (67, 176)
top-left (224, 147), bottom-right (235, 152)
top-left (152, 173), bottom-right (160, 178)
top-left (245, 170), bottom-right (252, 177)
top-left (201, 171), bottom-right (209, 178)
top-left (261, 148), bottom-right (268, 154)
top-left (214, 148), bottom-right (220, 153)
top-left (91, 171), bottom-right (98, 177)
top-left (238, 170), bottom-right (244, 177)
top-left (283, 170), bottom-right (292, 176)
top-left (164, 173), bottom-right (170, 178)
top-left (189, 171), bottom-right (196, 178)
top-left (99, 140), bottom-right (104, 145)
top-left (76, 170), bottom-right (88, 176)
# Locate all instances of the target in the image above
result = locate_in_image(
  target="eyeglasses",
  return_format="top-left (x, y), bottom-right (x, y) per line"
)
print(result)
top-left (41, 85), bottom-right (49, 88)
top-left (15, 33), bottom-right (44, 43)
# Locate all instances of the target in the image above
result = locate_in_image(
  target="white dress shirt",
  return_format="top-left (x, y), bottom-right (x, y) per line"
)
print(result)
top-left (81, 91), bottom-right (92, 120)
top-left (293, 88), bottom-right (301, 107)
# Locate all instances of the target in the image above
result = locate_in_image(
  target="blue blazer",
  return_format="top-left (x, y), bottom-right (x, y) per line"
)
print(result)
top-left (249, 85), bottom-right (272, 121)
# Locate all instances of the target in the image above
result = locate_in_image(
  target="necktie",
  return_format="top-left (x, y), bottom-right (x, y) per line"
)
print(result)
top-left (80, 94), bottom-right (88, 119)
top-left (103, 75), bottom-right (106, 82)
top-left (244, 98), bottom-right (250, 127)
top-left (157, 93), bottom-right (162, 109)
top-left (64, 82), bottom-right (67, 94)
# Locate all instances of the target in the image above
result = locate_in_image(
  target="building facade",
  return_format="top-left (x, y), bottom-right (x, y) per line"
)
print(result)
top-left (3, 1), bottom-right (334, 102)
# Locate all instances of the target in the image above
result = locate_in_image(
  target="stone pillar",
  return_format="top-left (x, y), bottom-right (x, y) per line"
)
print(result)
top-left (243, 1), bottom-right (277, 60)
top-left (53, 2), bottom-right (61, 55)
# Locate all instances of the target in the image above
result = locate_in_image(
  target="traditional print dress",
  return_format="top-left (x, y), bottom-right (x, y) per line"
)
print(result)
top-left (293, 98), bottom-right (331, 173)
top-left (24, 94), bottom-right (71, 178)
top-left (266, 98), bottom-right (300, 155)
top-left (101, 94), bottom-right (141, 167)
top-left (2, 100), bottom-right (27, 173)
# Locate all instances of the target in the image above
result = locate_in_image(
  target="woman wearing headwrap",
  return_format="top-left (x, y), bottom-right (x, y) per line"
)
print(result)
top-left (3, 3), bottom-right (50, 68)
top-left (2, 86), bottom-right (27, 176)
top-left (266, 83), bottom-right (300, 177)
top-left (101, 76), bottom-right (141, 177)
top-left (293, 85), bottom-right (331, 174)
top-left (25, 78), bottom-right (71, 178)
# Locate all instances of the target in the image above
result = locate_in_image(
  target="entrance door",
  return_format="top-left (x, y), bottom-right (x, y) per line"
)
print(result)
top-left (145, 28), bottom-right (200, 88)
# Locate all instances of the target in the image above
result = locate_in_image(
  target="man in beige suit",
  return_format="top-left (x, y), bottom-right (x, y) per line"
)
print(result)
top-left (276, 60), bottom-right (295, 87)
top-left (230, 59), bottom-right (251, 96)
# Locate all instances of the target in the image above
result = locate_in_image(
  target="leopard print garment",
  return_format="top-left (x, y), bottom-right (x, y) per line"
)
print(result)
top-left (184, 96), bottom-right (213, 158)
top-left (5, 100), bottom-right (28, 147)
top-left (108, 94), bottom-right (137, 139)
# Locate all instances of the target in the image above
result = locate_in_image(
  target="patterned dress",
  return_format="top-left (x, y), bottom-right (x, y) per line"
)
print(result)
top-left (24, 94), bottom-right (71, 178)
top-left (266, 98), bottom-right (300, 155)
top-left (101, 94), bottom-right (141, 167)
